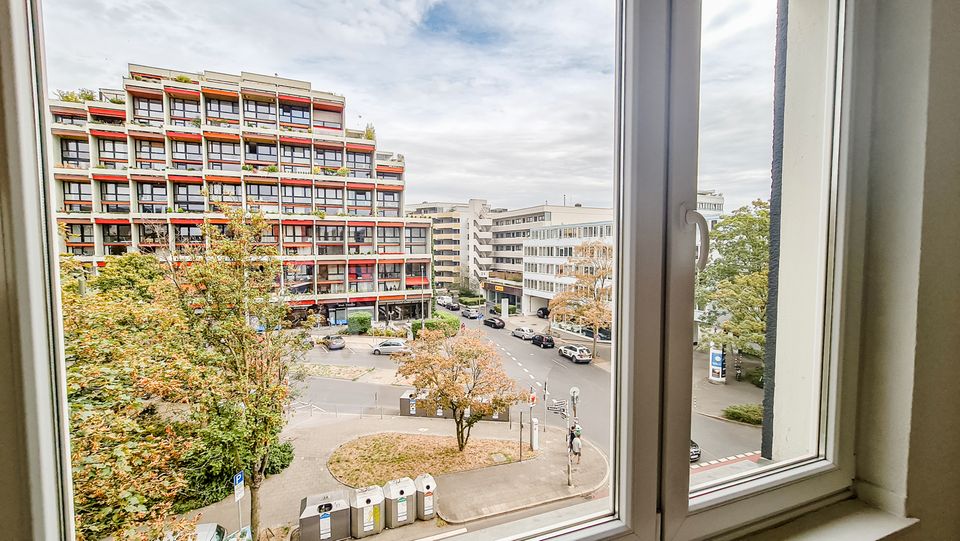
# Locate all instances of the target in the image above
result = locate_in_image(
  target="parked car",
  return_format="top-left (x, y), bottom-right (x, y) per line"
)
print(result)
top-left (320, 335), bottom-right (346, 350)
top-left (537, 307), bottom-right (550, 319)
top-left (436, 295), bottom-right (453, 307)
top-left (511, 327), bottom-right (536, 340)
top-left (532, 334), bottom-right (555, 348)
top-left (446, 301), bottom-right (461, 311)
top-left (558, 344), bottom-right (593, 363)
top-left (372, 339), bottom-right (410, 355)
top-left (583, 327), bottom-right (612, 341)
top-left (489, 305), bottom-right (502, 315)
top-left (690, 440), bottom-right (701, 462)
top-left (461, 307), bottom-right (483, 319)
top-left (483, 316), bottom-right (505, 329)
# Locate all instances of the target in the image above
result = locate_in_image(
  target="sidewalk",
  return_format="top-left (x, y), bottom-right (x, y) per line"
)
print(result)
top-left (691, 349), bottom-right (764, 418)
top-left (185, 411), bottom-right (608, 536)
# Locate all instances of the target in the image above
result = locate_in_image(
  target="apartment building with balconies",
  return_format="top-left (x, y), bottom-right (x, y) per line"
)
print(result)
top-left (50, 64), bottom-right (432, 324)
top-left (405, 198), bottom-right (492, 289)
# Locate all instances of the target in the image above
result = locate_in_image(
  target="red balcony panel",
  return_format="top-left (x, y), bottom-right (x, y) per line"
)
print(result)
top-left (129, 131), bottom-right (165, 142)
top-left (345, 183), bottom-right (374, 190)
top-left (169, 175), bottom-right (203, 184)
top-left (92, 174), bottom-right (128, 182)
top-left (88, 106), bottom-right (127, 119)
top-left (283, 260), bottom-right (315, 266)
top-left (58, 218), bottom-right (92, 225)
top-left (244, 176), bottom-right (279, 185)
top-left (54, 173), bottom-right (90, 182)
top-left (164, 86), bottom-right (201, 98)
top-left (167, 131), bottom-right (203, 142)
top-left (241, 88), bottom-right (276, 100)
top-left (405, 276), bottom-right (429, 286)
top-left (52, 129), bottom-right (88, 140)
top-left (379, 295), bottom-right (404, 301)
top-left (90, 130), bottom-right (128, 141)
top-left (377, 259), bottom-right (404, 264)
top-left (345, 143), bottom-right (375, 152)
top-left (279, 94), bottom-right (312, 104)
top-left (377, 166), bottom-right (404, 174)
top-left (279, 135), bottom-right (311, 145)
top-left (282, 219), bottom-right (314, 226)
top-left (206, 175), bottom-right (242, 185)
top-left (314, 181), bottom-right (346, 189)
top-left (280, 178), bottom-right (313, 187)
top-left (94, 218), bottom-right (130, 225)
top-left (125, 86), bottom-right (164, 98)
top-left (348, 221), bottom-right (375, 227)
top-left (375, 184), bottom-right (403, 192)
top-left (131, 174), bottom-right (165, 183)
top-left (313, 100), bottom-right (344, 112)
top-left (351, 296), bottom-right (377, 303)
top-left (288, 299), bottom-right (317, 306)
top-left (170, 218), bottom-right (203, 225)
top-left (313, 140), bottom-right (344, 150)
top-left (201, 87), bottom-right (239, 99)
top-left (204, 131), bottom-right (241, 142)
top-left (244, 133), bottom-right (277, 144)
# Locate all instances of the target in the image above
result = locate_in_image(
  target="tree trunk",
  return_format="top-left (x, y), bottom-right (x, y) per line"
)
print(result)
top-left (250, 483), bottom-right (260, 541)
top-left (592, 324), bottom-right (599, 358)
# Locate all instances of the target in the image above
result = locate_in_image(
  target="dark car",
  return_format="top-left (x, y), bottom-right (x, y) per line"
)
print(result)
top-left (532, 334), bottom-right (555, 348)
top-left (321, 335), bottom-right (346, 350)
top-left (483, 316), bottom-right (505, 329)
top-left (583, 327), bottom-right (612, 340)
top-left (536, 307), bottom-right (550, 319)
top-left (446, 302), bottom-right (461, 311)
top-left (690, 440), bottom-right (701, 462)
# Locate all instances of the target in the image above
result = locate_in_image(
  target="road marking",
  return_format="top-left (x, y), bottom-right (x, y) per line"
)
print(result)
top-left (536, 381), bottom-right (542, 387)
top-left (529, 353), bottom-right (535, 356)
top-left (552, 359), bottom-right (566, 368)
top-left (523, 368), bottom-right (529, 373)
top-left (528, 374), bottom-right (535, 380)
top-left (517, 362), bottom-right (522, 367)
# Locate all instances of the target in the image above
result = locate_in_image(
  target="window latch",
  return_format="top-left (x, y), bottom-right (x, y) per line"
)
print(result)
top-left (685, 208), bottom-right (709, 271)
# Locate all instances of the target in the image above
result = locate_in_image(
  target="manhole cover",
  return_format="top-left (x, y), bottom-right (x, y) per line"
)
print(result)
top-left (491, 453), bottom-right (507, 463)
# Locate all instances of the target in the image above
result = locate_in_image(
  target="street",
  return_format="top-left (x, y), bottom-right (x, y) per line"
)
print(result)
top-left (294, 307), bottom-right (761, 466)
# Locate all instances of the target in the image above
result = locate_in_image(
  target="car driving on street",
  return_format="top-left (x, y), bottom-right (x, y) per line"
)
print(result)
top-left (531, 334), bottom-right (555, 348)
top-left (372, 339), bottom-right (410, 355)
top-left (320, 335), bottom-right (346, 350)
top-left (446, 301), bottom-right (461, 311)
top-left (511, 327), bottom-right (536, 340)
top-left (558, 344), bottom-right (593, 363)
top-left (483, 316), bottom-right (505, 329)
top-left (461, 307), bottom-right (483, 319)
top-left (690, 440), bottom-right (701, 462)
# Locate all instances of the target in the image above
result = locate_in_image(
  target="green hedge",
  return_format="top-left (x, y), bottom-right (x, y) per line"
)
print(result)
top-left (458, 296), bottom-right (485, 306)
top-left (412, 311), bottom-right (460, 338)
top-left (347, 312), bottom-right (372, 334)
top-left (722, 403), bottom-right (763, 425)
top-left (747, 366), bottom-right (764, 388)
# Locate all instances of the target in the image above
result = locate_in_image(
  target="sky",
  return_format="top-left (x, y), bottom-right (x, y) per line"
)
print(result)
top-left (43, 0), bottom-right (775, 212)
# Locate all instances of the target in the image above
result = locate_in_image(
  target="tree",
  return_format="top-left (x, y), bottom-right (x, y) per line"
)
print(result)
top-left (396, 329), bottom-right (523, 451)
top-left (697, 200), bottom-right (770, 358)
top-left (548, 240), bottom-right (613, 357)
top-left (61, 255), bottom-right (214, 541)
top-left (162, 208), bottom-right (308, 540)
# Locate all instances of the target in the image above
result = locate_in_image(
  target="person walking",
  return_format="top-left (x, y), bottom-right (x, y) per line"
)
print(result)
top-left (571, 434), bottom-right (583, 464)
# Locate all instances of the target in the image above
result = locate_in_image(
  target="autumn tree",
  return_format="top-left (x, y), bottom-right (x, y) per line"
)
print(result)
top-left (162, 208), bottom-right (308, 540)
top-left (61, 254), bottom-right (215, 541)
top-left (548, 240), bottom-right (614, 357)
top-left (697, 200), bottom-right (770, 358)
top-left (396, 328), bottom-right (523, 451)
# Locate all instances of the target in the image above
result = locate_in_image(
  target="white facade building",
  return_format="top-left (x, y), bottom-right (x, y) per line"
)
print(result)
top-left (405, 199), bottom-right (493, 288)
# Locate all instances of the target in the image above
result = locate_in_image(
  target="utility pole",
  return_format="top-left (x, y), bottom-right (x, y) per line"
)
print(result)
top-left (519, 410), bottom-right (523, 463)
top-left (528, 386), bottom-right (535, 450)
top-left (542, 379), bottom-right (548, 433)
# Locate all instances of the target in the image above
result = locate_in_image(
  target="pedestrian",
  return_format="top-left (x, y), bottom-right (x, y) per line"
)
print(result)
top-left (568, 427), bottom-right (576, 451)
top-left (571, 434), bottom-right (582, 464)
top-left (460, 322), bottom-right (466, 332)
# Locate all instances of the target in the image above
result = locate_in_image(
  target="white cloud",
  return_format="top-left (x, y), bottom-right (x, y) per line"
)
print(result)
top-left (43, 0), bottom-right (773, 212)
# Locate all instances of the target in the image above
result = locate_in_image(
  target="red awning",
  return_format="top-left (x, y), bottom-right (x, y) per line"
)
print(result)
top-left (377, 166), bottom-right (404, 173)
top-left (348, 222), bottom-right (375, 227)
top-left (166, 131), bottom-right (202, 142)
top-left (350, 296), bottom-right (377, 303)
top-left (170, 218), bottom-right (203, 225)
top-left (125, 85), bottom-right (163, 98)
top-left (54, 173), bottom-right (90, 182)
top-left (406, 223), bottom-right (431, 228)
top-left (88, 107), bottom-right (126, 118)
top-left (405, 276), bottom-right (429, 285)
top-left (283, 260), bottom-right (315, 266)
top-left (314, 181), bottom-right (346, 188)
top-left (244, 133), bottom-right (277, 143)
top-left (129, 131), bottom-right (165, 141)
top-left (279, 94), bottom-right (311, 104)
top-left (94, 218), bottom-right (130, 224)
top-left (206, 218), bottom-right (229, 224)
top-left (346, 183), bottom-right (373, 190)
top-left (313, 100), bottom-right (344, 112)
top-left (89, 129), bottom-right (127, 140)
top-left (244, 176), bottom-right (278, 185)
top-left (57, 218), bottom-right (92, 225)
top-left (241, 88), bottom-right (276, 100)
top-left (280, 178), bottom-right (313, 187)
top-left (279, 136), bottom-right (311, 145)
top-left (206, 175), bottom-right (242, 184)
top-left (377, 259), bottom-right (404, 264)
top-left (345, 143), bottom-right (375, 152)
top-left (312, 140), bottom-right (343, 150)
top-left (350, 259), bottom-right (376, 264)
top-left (164, 86), bottom-right (201, 98)
top-left (375, 184), bottom-right (403, 192)
top-left (378, 295), bottom-right (405, 301)
top-left (201, 87), bottom-right (239, 98)
top-left (282, 220), bottom-right (314, 226)
top-left (204, 131), bottom-right (240, 142)
top-left (51, 129), bottom-right (89, 140)
top-left (91, 174), bottom-right (128, 182)
top-left (169, 175), bottom-right (203, 184)
top-left (376, 222), bottom-right (403, 227)
top-left (131, 175), bottom-right (166, 183)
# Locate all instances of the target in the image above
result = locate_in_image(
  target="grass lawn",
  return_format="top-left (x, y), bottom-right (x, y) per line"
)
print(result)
top-left (328, 432), bottom-right (537, 487)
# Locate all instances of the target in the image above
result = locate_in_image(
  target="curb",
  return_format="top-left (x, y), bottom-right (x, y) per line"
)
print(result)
top-left (438, 433), bottom-right (610, 524)
top-left (694, 410), bottom-right (763, 428)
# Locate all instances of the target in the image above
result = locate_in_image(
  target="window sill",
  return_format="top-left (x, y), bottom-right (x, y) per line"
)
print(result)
top-left (741, 499), bottom-right (917, 541)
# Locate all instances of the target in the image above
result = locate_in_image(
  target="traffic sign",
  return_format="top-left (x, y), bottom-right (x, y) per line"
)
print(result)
top-left (233, 471), bottom-right (245, 502)
top-left (552, 399), bottom-right (568, 407)
top-left (529, 392), bottom-right (537, 407)
top-left (547, 405), bottom-right (564, 413)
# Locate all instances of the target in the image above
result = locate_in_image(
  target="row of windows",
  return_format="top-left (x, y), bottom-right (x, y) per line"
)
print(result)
top-left (493, 212), bottom-right (549, 226)
top-left (523, 246), bottom-right (575, 257)
top-left (528, 223), bottom-right (614, 240)
top-left (493, 230), bottom-right (530, 239)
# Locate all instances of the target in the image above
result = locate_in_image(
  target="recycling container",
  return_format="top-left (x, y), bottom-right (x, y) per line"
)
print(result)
top-left (382, 477), bottom-right (417, 528)
top-left (414, 473), bottom-right (437, 520)
top-left (349, 485), bottom-right (385, 538)
top-left (299, 491), bottom-right (350, 541)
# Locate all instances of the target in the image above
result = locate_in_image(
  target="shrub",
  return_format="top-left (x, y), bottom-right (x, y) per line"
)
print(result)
top-left (747, 366), bottom-right (764, 388)
top-left (369, 326), bottom-right (406, 337)
top-left (265, 441), bottom-right (294, 475)
top-left (347, 312), bottom-right (372, 335)
top-left (412, 311), bottom-right (459, 338)
top-left (722, 403), bottom-right (763, 425)
top-left (458, 296), bottom-right (485, 306)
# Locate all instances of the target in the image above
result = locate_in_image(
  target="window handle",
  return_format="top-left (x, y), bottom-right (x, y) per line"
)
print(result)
top-left (686, 208), bottom-right (709, 271)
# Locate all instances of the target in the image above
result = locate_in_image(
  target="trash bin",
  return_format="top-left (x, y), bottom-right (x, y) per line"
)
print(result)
top-left (414, 473), bottom-right (436, 520)
top-left (400, 390), bottom-right (417, 417)
top-left (382, 477), bottom-right (417, 528)
top-left (299, 491), bottom-right (351, 541)
top-left (349, 485), bottom-right (385, 538)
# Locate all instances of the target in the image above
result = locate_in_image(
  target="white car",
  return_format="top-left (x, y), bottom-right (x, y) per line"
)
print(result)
top-left (559, 345), bottom-right (593, 364)
top-left (372, 339), bottom-right (410, 355)
top-left (436, 295), bottom-right (453, 307)
top-left (511, 327), bottom-right (536, 340)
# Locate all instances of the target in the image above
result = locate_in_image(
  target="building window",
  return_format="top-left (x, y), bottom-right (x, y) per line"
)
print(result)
top-left (376, 190), bottom-right (400, 217)
top-left (315, 149), bottom-right (342, 167)
top-left (405, 227), bottom-right (428, 254)
top-left (376, 226), bottom-right (401, 253)
top-left (280, 145), bottom-right (310, 173)
top-left (173, 183), bottom-right (204, 212)
top-left (243, 99), bottom-right (276, 123)
top-left (376, 171), bottom-right (402, 181)
top-left (207, 141), bottom-right (241, 167)
top-left (171, 140), bottom-right (202, 165)
top-left (245, 142), bottom-right (277, 162)
top-left (53, 113), bottom-right (86, 126)
top-left (60, 138), bottom-right (89, 167)
top-left (346, 189), bottom-right (372, 216)
top-left (138, 223), bottom-right (166, 245)
top-left (137, 182), bottom-right (167, 213)
top-left (169, 98), bottom-right (200, 125)
top-left (133, 97), bottom-right (163, 126)
top-left (96, 139), bottom-right (127, 168)
top-left (346, 151), bottom-right (371, 170)
top-left (284, 263), bottom-right (314, 294)
top-left (280, 185), bottom-right (312, 214)
top-left (64, 223), bottom-right (93, 243)
top-left (246, 183), bottom-right (279, 213)
top-left (348, 264), bottom-right (374, 292)
top-left (347, 226), bottom-right (373, 254)
top-left (206, 98), bottom-right (239, 121)
top-left (283, 225), bottom-right (312, 243)
top-left (101, 224), bottom-right (131, 245)
top-left (314, 187), bottom-right (343, 210)
top-left (279, 103), bottom-right (310, 126)
top-left (135, 140), bottom-right (165, 169)
top-left (99, 182), bottom-right (130, 213)
top-left (174, 224), bottom-right (203, 244)
top-left (313, 109), bottom-right (342, 129)
top-left (62, 181), bottom-right (92, 212)
top-left (208, 182), bottom-right (242, 206)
